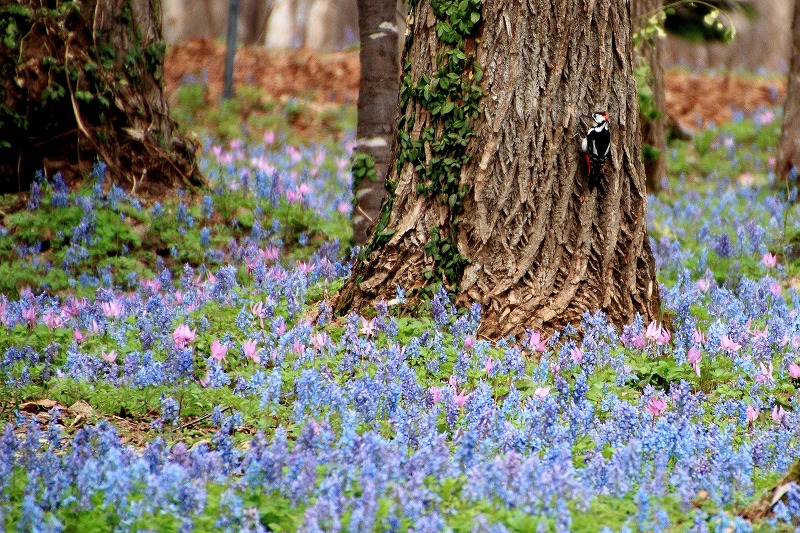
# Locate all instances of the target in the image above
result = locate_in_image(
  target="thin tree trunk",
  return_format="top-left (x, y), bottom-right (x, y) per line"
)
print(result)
top-left (631, 0), bottom-right (667, 192)
top-left (0, 0), bottom-right (201, 194)
top-left (777, 0), bottom-right (800, 184)
top-left (337, 0), bottom-right (661, 338)
top-left (352, 0), bottom-right (399, 245)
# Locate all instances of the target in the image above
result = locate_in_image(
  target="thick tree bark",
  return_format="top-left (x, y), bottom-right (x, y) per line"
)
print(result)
top-left (631, 0), bottom-right (667, 192)
top-left (337, 0), bottom-right (661, 338)
top-left (352, 0), bottom-right (400, 245)
top-left (777, 0), bottom-right (800, 184)
top-left (0, 0), bottom-right (201, 194)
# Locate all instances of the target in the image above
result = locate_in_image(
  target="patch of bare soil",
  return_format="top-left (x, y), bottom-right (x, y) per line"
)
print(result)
top-left (164, 39), bottom-right (787, 131)
top-left (164, 38), bottom-right (359, 105)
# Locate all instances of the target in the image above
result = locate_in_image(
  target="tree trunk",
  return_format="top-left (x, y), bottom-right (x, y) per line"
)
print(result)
top-left (352, 0), bottom-right (400, 245)
top-left (336, 0), bottom-right (661, 338)
top-left (0, 0), bottom-right (201, 195)
top-left (777, 0), bottom-right (800, 184)
top-left (631, 0), bottom-right (667, 193)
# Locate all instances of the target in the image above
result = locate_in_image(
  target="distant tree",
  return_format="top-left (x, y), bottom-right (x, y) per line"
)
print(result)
top-left (0, 0), bottom-right (201, 194)
top-left (351, 0), bottom-right (400, 245)
top-left (336, 0), bottom-right (661, 338)
top-left (777, 0), bottom-right (800, 185)
top-left (632, 0), bottom-right (667, 192)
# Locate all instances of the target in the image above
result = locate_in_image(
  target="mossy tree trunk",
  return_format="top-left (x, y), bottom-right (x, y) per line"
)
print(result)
top-left (352, 0), bottom-right (400, 245)
top-left (777, 0), bottom-right (800, 185)
top-left (0, 0), bottom-right (201, 195)
top-left (336, 0), bottom-right (661, 338)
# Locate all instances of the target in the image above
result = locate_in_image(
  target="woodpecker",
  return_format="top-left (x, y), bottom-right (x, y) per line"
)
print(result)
top-left (581, 111), bottom-right (611, 191)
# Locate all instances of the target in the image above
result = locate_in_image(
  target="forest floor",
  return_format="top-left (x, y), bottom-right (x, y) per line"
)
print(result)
top-left (164, 38), bottom-right (787, 133)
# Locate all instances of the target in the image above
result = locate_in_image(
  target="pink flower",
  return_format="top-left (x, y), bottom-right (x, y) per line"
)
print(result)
top-left (292, 339), bottom-right (305, 354)
top-left (533, 387), bottom-right (550, 398)
top-left (102, 350), bottom-right (117, 363)
top-left (360, 317), bottom-right (376, 337)
top-left (697, 278), bottom-right (711, 292)
top-left (646, 397), bottom-right (667, 417)
top-left (528, 331), bottom-right (548, 353)
top-left (199, 370), bottom-right (210, 388)
top-left (243, 339), bottom-right (262, 363)
top-left (789, 363), bottom-right (800, 379)
top-left (430, 387), bottom-right (442, 404)
top-left (310, 332), bottom-right (328, 351)
top-left (22, 306), bottom-right (36, 327)
top-left (101, 301), bottom-right (123, 318)
top-left (453, 387), bottom-right (471, 408)
top-left (464, 335), bottom-right (476, 351)
top-left (211, 340), bottom-right (228, 361)
top-left (769, 282), bottom-right (782, 297)
top-left (645, 321), bottom-right (670, 345)
top-left (483, 357), bottom-right (494, 375)
top-left (263, 130), bottom-right (276, 145)
top-left (570, 346), bottom-right (583, 363)
top-left (756, 362), bottom-right (774, 384)
top-left (688, 345), bottom-right (702, 376)
top-left (73, 329), bottom-right (88, 344)
top-left (746, 404), bottom-right (759, 424)
top-left (173, 324), bottom-right (197, 349)
top-left (286, 189), bottom-right (303, 203)
top-left (772, 405), bottom-right (786, 423)
top-left (632, 334), bottom-right (646, 349)
top-left (720, 335), bottom-right (742, 353)
top-left (762, 252), bottom-right (777, 268)
top-left (693, 327), bottom-right (706, 344)
top-left (43, 311), bottom-right (64, 329)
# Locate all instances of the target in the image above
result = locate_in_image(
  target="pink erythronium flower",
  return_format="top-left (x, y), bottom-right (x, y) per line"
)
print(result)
top-left (453, 387), bottom-right (471, 408)
top-left (789, 363), bottom-right (800, 379)
top-left (360, 317), bottom-right (376, 337)
top-left (101, 300), bottom-right (123, 318)
top-left (43, 311), bottom-right (64, 329)
top-left (570, 346), bottom-right (584, 363)
top-left (645, 321), bottom-right (665, 344)
top-left (210, 340), bottom-right (228, 362)
top-left (22, 306), bottom-right (36, 328)
top-left (263, 130), bottom-right (276, 145)
top-left (697, 278), bottom-right (711, 292)
top-left (693, 327), bottom-right (706, 344)
top-left (762, 252), bottom-right (777, 268)
top-left (483, 357), bottom-right (494, 375)
top-left (101, 350), bottom-right (117, 363)
top-left (769, 282), bottom-right (782, 297)
top-left (173, 324), bottom-right (197, 349)
top-left (528, 331), bottom-right (548, 353)
top-left (688, 345), bottom-right (702, 377)
top-left (250, 302), bottom-right (266, 329)
top-left (534, 387), bottom-right (550, 399)
top-left (646, 397), bottom-right (667, 417)
top-left (243, 339), bottom-right (262, 364)
top-left (772, 405), bottom-right (786, 423)
top-left (464, 335), bottom-right (476, 351)
top-left (73, 329), bottom-right (88, 344)
top-left (430, 386), bottom-right (442, 404)
top-left (756, 362), bottom-right (774, 384)
top-left (310, 332), bottom-right (328, 351)
top-left (292, 339), bottom-right (305, 354)
top-left (720, 335), bottom-right (742, 353)
top-left (746, 405), bottom-right (759, 424)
